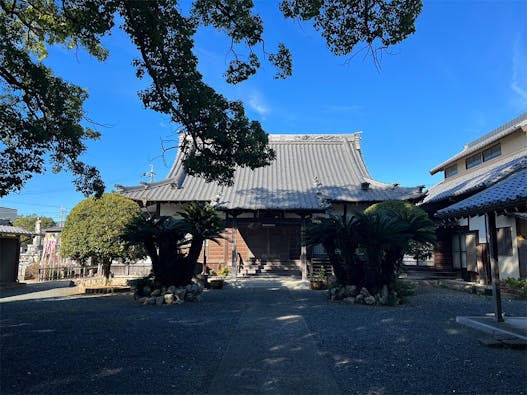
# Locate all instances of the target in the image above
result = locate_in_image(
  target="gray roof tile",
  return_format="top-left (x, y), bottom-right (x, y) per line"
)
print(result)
top-left (119, 134), bottom-right (423, 210)
top-left (423, 150), bottom-right (527, 204)
top-left (0, 225), bottom-right (33, 235)
top-left (436, 167), bottom-right (527, 217)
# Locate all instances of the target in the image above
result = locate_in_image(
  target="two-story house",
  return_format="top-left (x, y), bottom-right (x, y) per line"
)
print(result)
top-left (421, 113), bottom-right (527, 283)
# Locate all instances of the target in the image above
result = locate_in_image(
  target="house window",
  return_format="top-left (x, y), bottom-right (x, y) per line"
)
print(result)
top-left (465, 153), bottom-right (482, 169)
top-left (445, 164), bottom-right (458, 178)
top-left (452, 234), bottom-right (467, 269)
top-left (464, 144), bottom-right (501, 170)
top-left (482, 144), bottom-right (501, 162)
top-left (497, 227), bottom-right (513, 256)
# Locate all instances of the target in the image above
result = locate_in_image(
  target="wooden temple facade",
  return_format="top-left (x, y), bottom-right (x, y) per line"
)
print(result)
top-left (118, 133), bottom-right (424, 278)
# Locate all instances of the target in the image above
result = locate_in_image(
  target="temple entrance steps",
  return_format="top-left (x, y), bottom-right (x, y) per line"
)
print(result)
top-left (239, 259), bottom-right (302, 277)
top-left (399, 265), bottom-right (461, 280)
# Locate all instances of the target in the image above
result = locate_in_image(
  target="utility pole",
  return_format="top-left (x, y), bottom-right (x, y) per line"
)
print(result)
top-left (60, 206), bottom-right (66, 228)
top-left (486, 212), bottom-right (504, 322)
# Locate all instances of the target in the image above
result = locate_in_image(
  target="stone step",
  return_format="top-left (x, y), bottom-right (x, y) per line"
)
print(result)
top-left (261, 266), bottom-right (301, 272)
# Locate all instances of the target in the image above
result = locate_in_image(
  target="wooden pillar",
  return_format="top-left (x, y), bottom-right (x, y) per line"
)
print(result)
top-left (202, 239), bottom-right (208, 274)
top-left (486, 212), bottom-right (504, 322)
top-left (301, 219), bottom-right (308, 281)
top-left (231, 219), bottom-right (238, 276)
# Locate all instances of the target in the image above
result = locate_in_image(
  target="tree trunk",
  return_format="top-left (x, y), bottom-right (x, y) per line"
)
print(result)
top-left (180, 235), bottom-right (204, 285)
top-left (102, 259), bottom-right (112, 284)
top-left (143, 239), bottom-right (160, 278)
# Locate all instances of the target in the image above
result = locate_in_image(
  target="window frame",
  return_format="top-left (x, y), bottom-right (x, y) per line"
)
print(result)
top-left (465, 153), bottom-right (482, 169)
top-left (482, 143), bottom-right (501, 162)
top-left (445, 164), bottom-right (458, 178)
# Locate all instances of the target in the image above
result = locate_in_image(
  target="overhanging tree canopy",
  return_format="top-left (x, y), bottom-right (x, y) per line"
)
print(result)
top-left (0, 0), bottom-right (422, 197)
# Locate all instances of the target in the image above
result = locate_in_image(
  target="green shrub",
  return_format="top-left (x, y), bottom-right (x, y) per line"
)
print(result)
top-left (219, 267), bottom-right (230, 277)
top-left (504, 278), bottom-right (527, 299)
top-left (393, 279), bottom-right (416, 297)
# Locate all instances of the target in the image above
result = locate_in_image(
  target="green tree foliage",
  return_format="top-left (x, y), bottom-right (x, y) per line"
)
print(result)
top-left (61, 193), bottom-right (144, 279)
top-left (305, 200), bottom-right (435, 291)
top-left (13, 214), bottom-right (56, 232)
top-left (1, 0), bottom-right (422, 196)
top-left (13, 214), bottom-right (56, 247)
top-left (124, 202), bottom-right (224, 286)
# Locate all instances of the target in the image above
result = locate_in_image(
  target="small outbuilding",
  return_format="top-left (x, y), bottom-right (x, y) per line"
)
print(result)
top-left (0, 219), bottom-right (33, 284)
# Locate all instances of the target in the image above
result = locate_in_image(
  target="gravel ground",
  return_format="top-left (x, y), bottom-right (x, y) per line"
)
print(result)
top-left (0, 283), bottom-right (526, 395)
top-left (292, 284), bottom-right (527, 395)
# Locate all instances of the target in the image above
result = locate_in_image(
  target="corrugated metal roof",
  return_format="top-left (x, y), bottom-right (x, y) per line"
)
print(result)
top-left (423, 150), bottom-right (527, 204)
top-left (430, 113), bottom-right (527, 175)
top-left (119, 134), bottom-right (423, 210)
top-left (436, 167), bottom-right (527, 217)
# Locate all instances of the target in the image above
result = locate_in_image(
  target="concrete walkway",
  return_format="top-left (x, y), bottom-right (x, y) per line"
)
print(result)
top-left (0, 280), bottom-right (80, 303)
top-left (207, 287), bottom-right (341, 394)
top-left (456, 315), bottom-right (527, 343)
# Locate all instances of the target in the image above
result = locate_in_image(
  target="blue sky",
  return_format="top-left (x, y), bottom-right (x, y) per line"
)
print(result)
top-left (1, 0), bottom-right (526, 222)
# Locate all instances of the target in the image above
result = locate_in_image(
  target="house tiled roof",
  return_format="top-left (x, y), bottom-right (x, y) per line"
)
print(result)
top-left (118, 134), bottom-right (423, 210)
top-left (422, 150), bottom-right (527, 205)
top-left (429, 113), bottom-right (527, 175)
top-left (0, 224), bottom-right (33, 236)
top-left (436, 167), bottom-right (527, 218)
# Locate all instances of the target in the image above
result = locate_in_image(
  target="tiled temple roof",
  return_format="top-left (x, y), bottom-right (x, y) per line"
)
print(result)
top-left (118, 134), bottom-right (423, 210)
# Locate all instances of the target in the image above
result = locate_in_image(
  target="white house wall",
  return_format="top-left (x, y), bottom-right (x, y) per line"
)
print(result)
top-left (469, 215), bottom-right (487, 243)
top-left (455, 214), bottom-right (520, 280)
top-left (496, 215), bottom-right (519, 279)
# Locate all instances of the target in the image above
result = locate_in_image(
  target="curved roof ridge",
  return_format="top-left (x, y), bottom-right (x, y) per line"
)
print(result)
top-left (268, 132), bottom-right (362, 141)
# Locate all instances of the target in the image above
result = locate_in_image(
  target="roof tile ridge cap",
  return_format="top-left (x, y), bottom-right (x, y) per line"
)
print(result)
top-left (466, 112), bottom-right (527, 148)
top-left (268, 132), bottom-right (362, 141)
top-left (119, 178), bottom-right (176, 191)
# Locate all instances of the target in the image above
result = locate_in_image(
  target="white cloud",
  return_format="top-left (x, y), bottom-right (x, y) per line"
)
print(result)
top-left (247, 91), bottom-right (270, 117)
top-left (511, 37), bottom-right (527, 109)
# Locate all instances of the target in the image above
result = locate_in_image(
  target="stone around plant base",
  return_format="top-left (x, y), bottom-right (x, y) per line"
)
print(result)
top-left (164, 293), bottom-right (174, 305)
top-left (155, 296), bottom-right (164, 306)
top-left (345, 285), bottom-right (358, 297)
top-left (143, 285), bottom-right (152, 296)
top-left (174, 288), bottom-right (186, 301)
top-left (175, 299), bottom-right (184, 305)
top-left (151, 289), bottom-right (162, 297)
top-left (360, 287), bottom-right (371, 298)
top-left (137, 297), bottom-right (147, 304)
top-left (343, 296), bottom-right (355, 304)
top-left (147, 297), bottom-right (156, 305)
top-left (167, 285), bottom-right (176, 294)
top-left (355, 294), bottom-right (364, 303)
top-left (364, 296), bottom-right (376, 305)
